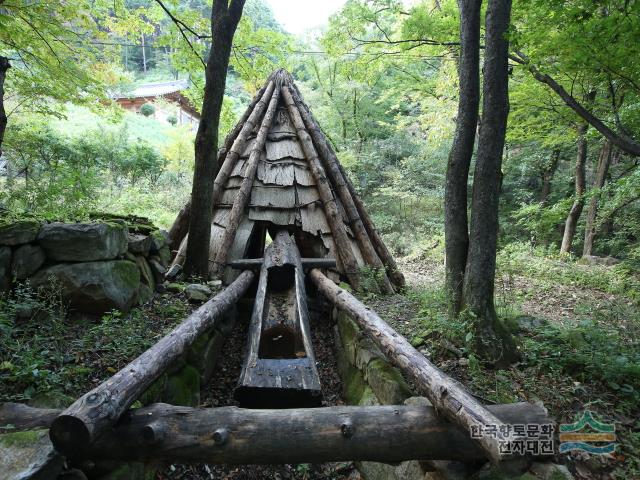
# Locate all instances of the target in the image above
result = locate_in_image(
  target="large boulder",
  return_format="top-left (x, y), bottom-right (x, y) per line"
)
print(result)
top-left (30, 260), bottom-right (140, 314)
top-left (0, 430), bottom-right (64, 480)
top-left (11, 244), bottom-right (46, 280)
top-left (37, 222), bottom-right (128, 262)
top-left (0, 219), bottom-right (41, 246)
top-left (0, 246), bottom-right (10, 291)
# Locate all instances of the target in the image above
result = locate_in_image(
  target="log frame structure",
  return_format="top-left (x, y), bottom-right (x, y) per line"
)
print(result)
top-left (169, 69), bottom-right (402, 293)
top-left (2, 402), bottom-right (550, 464)
top-left (49, 270), bottom-right (255, 455)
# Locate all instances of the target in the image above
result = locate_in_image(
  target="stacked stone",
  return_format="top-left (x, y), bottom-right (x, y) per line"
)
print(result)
top-left (0, 218), bottom-right (171, 314)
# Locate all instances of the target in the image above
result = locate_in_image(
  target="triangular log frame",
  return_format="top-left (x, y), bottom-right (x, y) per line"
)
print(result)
top-left (170, 69), bottom-right (405, 293)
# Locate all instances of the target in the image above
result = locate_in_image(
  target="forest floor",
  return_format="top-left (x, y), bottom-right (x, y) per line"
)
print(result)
top-left (360, 254), bottom-right (640, 480)
top-left (1, 249), bottom-right (638, 480)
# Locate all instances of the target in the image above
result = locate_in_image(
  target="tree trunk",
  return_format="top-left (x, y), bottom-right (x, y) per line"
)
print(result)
top-left (183, 0), bottom-right (246, 278)
top-left (540, 149), bottom-right (560, 206)
top-left (445, 0), bottom-right (482, 317)
top-left (141, 35), bottom-right (147, 73)
top-left (582, 140), bottom-right (613, 257)
top-left (49, 270), bottom-right (255, 455)
top-left (3, 402), bottom-right (549, 465)
top-left (462, 0), bottom-right (518, 367)
top-left (310, 269), bottom-right (520, 463)
top-left (0, 56), bottom-right (10, 158)
top-left (560, 124), bottom-right (588, 254)
top-left (167, 81), bottom-right (269, 253)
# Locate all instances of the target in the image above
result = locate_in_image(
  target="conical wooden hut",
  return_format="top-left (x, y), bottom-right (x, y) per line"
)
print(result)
top-left (171, 69), bottom-right (404, 292)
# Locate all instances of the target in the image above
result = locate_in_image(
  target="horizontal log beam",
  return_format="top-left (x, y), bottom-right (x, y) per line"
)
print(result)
top-left (49, 270), bottom-right (256, 456)
top-left (228, 258), bottom-right (337, 270)
top-left (1, 402), bottom-right (550, 464)
top-left (310, 269), bottom-right (520, 463)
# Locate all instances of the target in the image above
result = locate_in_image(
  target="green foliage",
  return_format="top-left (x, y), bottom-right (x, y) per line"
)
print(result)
top-left (139, 102), bottom-right (156, 117)
top-left (1, 118), bottom-right (166, 220)
top-left (0, 283), bottom-right (187, 402)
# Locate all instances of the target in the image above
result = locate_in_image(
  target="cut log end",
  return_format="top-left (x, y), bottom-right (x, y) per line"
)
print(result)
top-left (50, 414), bottom-right (90, 455)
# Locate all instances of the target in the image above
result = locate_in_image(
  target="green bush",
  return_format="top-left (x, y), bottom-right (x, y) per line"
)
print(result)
top-left (139, 102), bottom-right (156, 117)
top-left (166, 114), bottom-right (178, 126)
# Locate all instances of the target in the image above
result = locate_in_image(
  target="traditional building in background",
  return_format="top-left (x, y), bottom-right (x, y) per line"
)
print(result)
top-left (113, 79), bottom-right (200, 128)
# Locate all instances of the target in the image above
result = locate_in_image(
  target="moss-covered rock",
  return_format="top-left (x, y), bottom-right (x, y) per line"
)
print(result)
top-left (38, 222), bottom-right (128, 262)
top-left (365, 358), bottom-right (412, 405)
top-left (30, 260), bottom-right (140, 314)
top-left (0, 246), bottom-right (11, 291)
top-left (187, 331), bottom-right (225, 383)
top-left (0, 219), bottom-right (41, 246)
top-left (163, 365), bottom-right (200, 406)
top-left (12, 243), bottom-right (46, 280)
top-left (139, 375), bottom-right (167, 405)
top-left (0, 429), bottom-right (64, 480)
top-left (337, 311), bottom-right (361, 365)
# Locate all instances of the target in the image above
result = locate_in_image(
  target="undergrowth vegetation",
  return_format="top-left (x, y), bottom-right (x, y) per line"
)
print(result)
top-left (0, 281), bottom-right (189, 404)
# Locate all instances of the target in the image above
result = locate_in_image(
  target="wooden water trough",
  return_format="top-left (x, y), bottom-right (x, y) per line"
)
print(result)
top-left (233, 230), bottom-right (325, 408)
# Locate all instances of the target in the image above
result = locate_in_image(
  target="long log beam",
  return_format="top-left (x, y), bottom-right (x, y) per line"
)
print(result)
top-left (281, 86), bottom-right (361, 290)
top-left (49, 270), bottom-right (256, 455)
top-left (310, 269), bottom-right (518, 463)
top-left (2, 402), bottom-right (549, 464)
top-left (287, 83), bottom-right (393, 293)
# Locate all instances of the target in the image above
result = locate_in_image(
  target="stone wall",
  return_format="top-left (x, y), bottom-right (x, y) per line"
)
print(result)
top-left (0, 217), bottom-right (171, 314)
top-left (334, 309), bottom-right (434, 480)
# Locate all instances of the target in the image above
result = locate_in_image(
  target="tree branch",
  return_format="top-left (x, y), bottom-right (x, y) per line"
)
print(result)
top-left (513, 51), bottom-right (640, 157)
top-left (154, 0), bottom-right (207, 68)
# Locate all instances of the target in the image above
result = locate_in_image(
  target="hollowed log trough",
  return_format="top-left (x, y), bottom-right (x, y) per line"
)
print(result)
top-left (233, 230), bottom-right (330, 408)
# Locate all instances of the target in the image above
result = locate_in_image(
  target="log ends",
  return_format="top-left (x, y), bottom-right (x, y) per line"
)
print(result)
top-left (49, 414), bottom-right (90, 455)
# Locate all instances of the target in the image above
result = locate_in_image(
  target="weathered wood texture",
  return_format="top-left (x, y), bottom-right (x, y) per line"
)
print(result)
top-left (310, 269), bottom-right (516, 463)
top-left (3, 402), bottom-right (549, 464)
top-left (229, 257), bottom-right (337, 270)
top-left (281, 86), bottom-right (361, 290)
top-left (288, 82), bottom-right (393, 294)
top-left (235, 231), bottom-right (321, 408)
top-left (211, 84), bottom-right (281, 275)
top-left (331, 153), bottom-right (406, 290)
top-left (49, 270), bottom-right (255, 455)
top-left (0, 402), bottom-right (60, 431)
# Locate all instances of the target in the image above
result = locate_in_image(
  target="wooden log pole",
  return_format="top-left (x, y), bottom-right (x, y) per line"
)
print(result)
top-left (49, 270), bottom-right (255, 455)
top-left (211, 83), bottom-right (281, 276)
top-left (168, 81), bottom-right (276, 259)
top-left (0, 402), bottom-right (60, 432)
top-left (281, 86), bottom-right (361, 290)
top-left (3, 402), bottom-right (550, 464)
top-left (288, 82), bottom-right (394, 294)
top-left (310, 269), bottom-right (519, 463)
top-left (337, 163), bottom-right (406, 290)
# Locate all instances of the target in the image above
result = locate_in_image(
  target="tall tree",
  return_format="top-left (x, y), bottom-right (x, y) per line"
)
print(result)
top-left (0, 56), bottom-right (9, 157)
top-left (0, 0), bottom-right (103, 155)
top-left (462, 0), bottom-right (518, 366)
top-left (582, 140), bottom-right (613, 257)
top-left (444, 0), bottom-right (482, 317)
top-left (183, 0), bottom-right (246, 278)
top-left (560, 123), bottom-right (589, 254)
